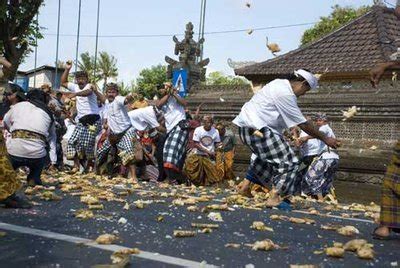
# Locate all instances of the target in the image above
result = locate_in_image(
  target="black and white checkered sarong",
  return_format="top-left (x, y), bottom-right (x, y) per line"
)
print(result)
top-left (66, 119), bottom-right (101, 160)
top-left (97, 128), bottom-right (138, 166)
top-left (239, 126), bottom-right (302, 196)
top-left (163, 123), bottom-right (188, 171)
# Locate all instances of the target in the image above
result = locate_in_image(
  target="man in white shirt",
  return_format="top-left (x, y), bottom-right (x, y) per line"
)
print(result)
top-left (128, 105), bottom-right (166, 181)
top-left (96, 83), bottom-right (142, 182)
top-left (0, 79), bottom-right (31, 208)
top-left (61, 61), bottom-right (104, 173)
top-left (183, 115), bottom-right (224, 185)
top-left (233, 69), bottom-right (339, 207)
top-left (299, 113), bottom-right (339, 200)
top-left (156, 82), bottom-right (188, 184)
top-left (4, 89), bottom-right (56, 188)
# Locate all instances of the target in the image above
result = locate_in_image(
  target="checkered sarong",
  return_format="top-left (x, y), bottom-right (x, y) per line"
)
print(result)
top-left (97, 128), bottom-right (139, 166)
top-left (239, 127), bottom-right (302, 196)
top-left (163, 123), bottom-right (188, 172)
top-left (66, 119), bottom-right (101, 160)
top-left (303, 157), bottom-right (339, 196)
top-left (380, 140), bottom-right (400, 229)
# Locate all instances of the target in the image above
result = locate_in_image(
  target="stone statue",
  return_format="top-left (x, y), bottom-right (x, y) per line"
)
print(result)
top-left (165, 22), bottom-right (209, 90)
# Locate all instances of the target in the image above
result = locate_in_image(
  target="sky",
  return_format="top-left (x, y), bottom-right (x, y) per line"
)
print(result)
top-left (20, 0), bottom-right (396, 83)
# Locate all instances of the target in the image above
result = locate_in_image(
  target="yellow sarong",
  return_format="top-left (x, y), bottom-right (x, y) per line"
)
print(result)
top-left (184, 153), bottom-right (224, 186)
top-left (0, 134), bottom-right (20, 200)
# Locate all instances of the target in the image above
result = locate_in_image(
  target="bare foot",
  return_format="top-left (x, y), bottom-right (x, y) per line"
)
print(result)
top-left (236, 180), bottom-right (252, 198)
top-left (70, 167), bottom-right (79, 174)
top-left (265, 190), bottom-right (282, 207)
top-left (373, 226), bottom-right (390, 237)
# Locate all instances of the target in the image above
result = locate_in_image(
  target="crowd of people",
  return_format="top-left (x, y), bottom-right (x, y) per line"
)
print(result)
top-left (0, 52), bottom-right (399, 239)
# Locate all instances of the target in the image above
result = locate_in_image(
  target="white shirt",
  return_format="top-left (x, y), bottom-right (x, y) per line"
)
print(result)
top-left (193, 126), bottom-right (221, 154)
top-left (63, 118), bottom-right (76, 140)
top-left (67, 82), bottom-right (99, 120)
top-left (318, 124), bottom-right (339, 160)
top-left (128, 106), bottom-right (160, 131)
top-left (104, 96), bottom-right (131, 134)
top-left (233, 79), bottom-right (306, 135)
top-left (161, 96), bottom-right (186, 133)
top-left (299, 130), bottom-right (321, 157)
top-left (4, 102), bottom-right (56, 159)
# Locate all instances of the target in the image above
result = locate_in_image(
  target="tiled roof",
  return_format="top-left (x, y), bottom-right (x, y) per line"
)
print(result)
top-left (235, 6), bottom-right (400, 77)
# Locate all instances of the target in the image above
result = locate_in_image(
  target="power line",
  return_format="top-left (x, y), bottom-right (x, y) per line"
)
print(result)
top-left (42, 22), bottom-right (316, 39)
top-left (383, 0), bottom-right (396, 7)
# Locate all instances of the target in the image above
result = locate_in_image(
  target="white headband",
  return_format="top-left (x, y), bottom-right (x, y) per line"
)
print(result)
top-left (294, 69), bottom-right (319, 90)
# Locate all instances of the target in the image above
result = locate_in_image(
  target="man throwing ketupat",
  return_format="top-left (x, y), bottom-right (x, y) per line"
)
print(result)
top-left (233, 69), bottom-right (340, 208)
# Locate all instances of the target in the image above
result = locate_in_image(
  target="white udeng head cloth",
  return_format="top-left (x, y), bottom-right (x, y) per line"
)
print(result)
top-left (294, 69), bottom-right (319, 90)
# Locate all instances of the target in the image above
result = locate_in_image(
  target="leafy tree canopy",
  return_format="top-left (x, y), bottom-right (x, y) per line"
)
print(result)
top-left (301, 5), bottom-right (371, 46)
top-left (0, 0), bottom-right (44, 80)
top-left (135, 64), bottom-right (168, 98)
top-left (206, 71), bottom-right (250, 86)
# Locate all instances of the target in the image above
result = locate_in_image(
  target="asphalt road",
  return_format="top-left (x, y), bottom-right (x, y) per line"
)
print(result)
top-left (0, 178), bottom-right (399, 268)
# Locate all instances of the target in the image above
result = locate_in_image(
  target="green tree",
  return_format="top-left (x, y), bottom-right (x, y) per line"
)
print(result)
top-left (118, 80), bottom-right (135, 96)
top-left (301, 5), bottom-right (371, 46)
top-left (77, 52), bottom-right (100, 83)
top-left (135, 64), bottom-right (168, 98)
top-left (0, 0), bottom-right (44, 80)
top-left (206, 71), bottom-right (250, 86)
top-left (98, 51), bottom-right (118, 89)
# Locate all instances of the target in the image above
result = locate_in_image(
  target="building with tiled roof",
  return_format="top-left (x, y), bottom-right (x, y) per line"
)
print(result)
top-left (235, 5), bottom-right (400, 84)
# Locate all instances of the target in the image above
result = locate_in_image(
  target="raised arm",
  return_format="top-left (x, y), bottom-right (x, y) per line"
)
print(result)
top-left (61, 61), bottom-right (73, 88)
top-left (298, 121), bottom-right (339, 149)
top-left (172, 90), bottom-right (187, 107)
top-left (156, 94), bottom-right (170, 109)
top-left (92, 84), bottom-right (106, 104)
top-left (0, 57), bottom-right (12, 69)
top-left (370, 61), bottom-right (400, 88)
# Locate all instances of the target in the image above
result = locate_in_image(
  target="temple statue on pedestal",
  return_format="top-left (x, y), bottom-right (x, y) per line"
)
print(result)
top-left (165, 22), bottom-right (209, 92)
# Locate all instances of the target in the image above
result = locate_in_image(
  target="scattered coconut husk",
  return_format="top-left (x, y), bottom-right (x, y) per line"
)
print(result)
top-left (40, 191), bottom-right (62, 201)
top-left (173, 230), bottom-right (196, 238)
top-left (123, 203), bottom-right (130, 210)
top-left (225, 243), bottom-right (240, 248)
top-left (133, 200), bottom-right (145, 209)
top-left (200, 228), bottom-right (213, 234)
top-left (289, 217), bottom-right (316, 225)
top-left (206, 204), bottom-right (229, 211)
top-left (357, 245), bottom-right (374, 260)
top-left (187, 206), bottom-right (199, 212)
top-left (96, 234), bottom-right (118, 245)
top-left (172, 199), bottom-right (185, 206)
top-left (270, 215), bottom-right (289, 221)
top-left (74, 209), bottom-right (94, 220)
top-left (110, 248), bottom-right (140, 264)
top-left (342, 106), bottom-right (360, 121)
top-left (88, 204), bottom-right (104, 210)
top-left (325, 247), bottom-right (345, 258)
top-left (191, 223), bottom-right (219, 229)
top-left (250, 221), bottom-right (274, 232)
top-left (337, 226), bottom-right (360, 236)
top-left (248, 239), bottom-right (280, 251)
top-left (321, 224), bottom-right (343, 231)
top-left (80, 195), bottom-right (99, 205)
top-left (207, 212), bottom-right (224, 222)
top-left (344, 239), bottom-right (368, 252)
